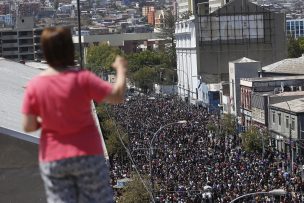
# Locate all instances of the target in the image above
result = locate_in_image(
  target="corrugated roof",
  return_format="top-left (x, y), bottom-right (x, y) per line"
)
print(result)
top-left (0, 58), bottom-right (41, 139)
top-left (271, 98), bottom-right (304, 113)
top-left (262, 56), bottom-right (304, 75)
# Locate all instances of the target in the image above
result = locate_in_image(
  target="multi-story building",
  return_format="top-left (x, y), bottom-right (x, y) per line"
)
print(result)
top-left (147, 11), bottom-right (155, 26)
top-left (142, 6), bottom-right (155, 17)
top-left (224, 57), bottom-right (260, 116)
top-left (0, 14), bottom-right (13, 26)
top-left (0, 17), bottom-right (43, 62)
top-left (240, 76), bottom-right (304, 128)
top-left (175, 0), bottom-right (287, 105)
top-left (269, 98), bottom-right (304, 160)
top-left (155, 10), bottom-right (165, 28)
top-left (0, 2), bottom-right (10, 15)
top-left (17, 2), bottom-right (41, 17)
top-left (286, 19), bottom-right (304, 38)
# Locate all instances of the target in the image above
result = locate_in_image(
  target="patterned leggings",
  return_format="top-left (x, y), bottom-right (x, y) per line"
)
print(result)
top-left (39, 155), bottom-right (113, 203)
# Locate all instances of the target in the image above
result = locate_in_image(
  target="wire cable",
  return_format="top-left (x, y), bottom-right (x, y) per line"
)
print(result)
top-left (103, 105), bottom-right (155, 203)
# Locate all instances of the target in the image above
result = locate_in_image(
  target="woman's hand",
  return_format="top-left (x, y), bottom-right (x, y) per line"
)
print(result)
top-left (112, 56), bottom-right (128, 73)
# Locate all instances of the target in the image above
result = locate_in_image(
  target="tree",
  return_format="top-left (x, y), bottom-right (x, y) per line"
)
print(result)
top-left (241, 127), bottom-right (269, 153)
top-left (86, 43), bottom-right (122, 74)
top-left (132, 67), bottom-right (157, 93)
top-left (220, 114), bottom-right (237, 136)
top-left (180, 10), bottom-right (192, 20)
top-left (118, 175), bottom-right (150, 203)
top-left (96, 105), bottom-right (128, 157)
top-left (157, 10), bottom-right (177, 68)
top-left (287, 36), bottom-right (304, 58)
top-left (127, 50), bottom-right (176, 92)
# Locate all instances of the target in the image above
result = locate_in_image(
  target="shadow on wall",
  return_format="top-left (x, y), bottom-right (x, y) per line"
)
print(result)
top-left (0, 134), bottom-right (45, 203)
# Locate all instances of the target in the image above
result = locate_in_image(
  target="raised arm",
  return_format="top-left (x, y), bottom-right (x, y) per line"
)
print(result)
top-left (104, 56), bottom-right (128, 104)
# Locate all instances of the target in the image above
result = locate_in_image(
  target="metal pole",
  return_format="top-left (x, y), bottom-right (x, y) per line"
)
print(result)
top-left (285, 101), bottom-right (293, 175)
top-left (149, 121), bottom-right (186, 201)
top-left (77, 0), bottom-right (83, 69)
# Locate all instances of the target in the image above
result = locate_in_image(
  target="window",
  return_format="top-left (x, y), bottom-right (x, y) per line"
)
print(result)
top-left (286, 116), bottom-right (289, 128)
top-left (278, 113), bottom-right (281, 126)
top-left (291, 118), bottom-right (295, 130)
top-left (272, 111), bottom-right (275, 123)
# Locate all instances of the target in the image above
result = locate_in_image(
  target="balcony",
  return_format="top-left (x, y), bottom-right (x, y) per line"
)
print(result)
top-left (2, 43), bottom-right (18, 48)
top-left (2, 50), bottom-right (19, 55)
top-left (19, 43), bottom-right (33, 47)
top-left (2, 35), bottom-right (18, 40)
top-left (18, 35), bottom-right (33, 39)
top-left (19, 52), bottom-right (34, 55)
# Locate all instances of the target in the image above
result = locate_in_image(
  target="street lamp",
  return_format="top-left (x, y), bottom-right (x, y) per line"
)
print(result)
top-left (229, 189), bottom-right (286, 203)
top-left (149, 120), bottom-right (187, 199)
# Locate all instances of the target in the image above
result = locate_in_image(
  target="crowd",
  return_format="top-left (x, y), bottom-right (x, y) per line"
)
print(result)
top-left (109, 95), bottom-right (304, 202)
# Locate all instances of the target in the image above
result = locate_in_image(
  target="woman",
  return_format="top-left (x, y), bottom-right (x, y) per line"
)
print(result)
top-left (22, 27), bottom-right (127, 203)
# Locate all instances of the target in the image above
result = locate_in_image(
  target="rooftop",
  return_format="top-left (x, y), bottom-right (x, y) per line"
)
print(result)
top-left (230, 57), bottom-right (258, 63)
top-left (241, 75), bottom-right (304, 82)
top-left (262, 55), bottom-right (304, 75)
top-left (0, 58), bottom-right (41, 141)
top-left (271, 98), bottom-right (304, 113)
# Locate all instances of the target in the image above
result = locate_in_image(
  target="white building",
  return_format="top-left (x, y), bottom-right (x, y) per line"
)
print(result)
top-left (175, 16), bottom-right (200, 103)
top-left (227, 57), bottom-right (260, 116)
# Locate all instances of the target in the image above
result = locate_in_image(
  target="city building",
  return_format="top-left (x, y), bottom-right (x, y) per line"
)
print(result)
top-left (0, 14), bottom-right (13, 26)
top-left (175, 0), bottom-right (287, 106)
top-left (155, 10), bottom-right (165, 28)
top-left (260, 55), bottom-right (304, 77)
top-left (142, 6), bottom-right (155, 17)
top-left (0, 2), bottom-right (10, 15)
top-left (286, 19), bottom-right (304, 38)
top-left (240, 76), bottom-right (304, 128)
top-left (17, 2), bottom-right (41, 17)
top-left (196, 0), bottom-right (286, 83)
top-left (223, 57), bottom-right (260, 116)
top-left (269, 98), bottom-right (304, 160)
top-left (147, 10), bottom-right (155, 26)
top-left (0, 17), bottom-right (43, 61)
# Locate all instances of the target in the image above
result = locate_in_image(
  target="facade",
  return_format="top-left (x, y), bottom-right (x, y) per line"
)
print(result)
top-left (240, 76), bottom-right (304, 128)
top-left (0, 2), bottom-right (10, 15)
top-left (17, 2), bottom-right (41, 17)
top-left (175, 0), bottom-right (287, 107)
top-left (0, 14), bottom-right (13, 26)
top-left (0, 17), bottom-right (43, 61)
top-left (147, 10), bottom-right (155, 26)
top-left (155, 10), bottom-right (165, 28)
top-left (227, 57), bottom-right (260, 116)
top-left (177, 0), bottom-right (190, 18)
top-left (142, 6), bottom-right (155, 17)
top-left (175, 16), bottom-right (200, 103)
top-left (269, 98), bottom-right (304, 160)
top-left (197, 0), bottom-right (287, 83)
top-left (286, 19), bottom-right (304, 38)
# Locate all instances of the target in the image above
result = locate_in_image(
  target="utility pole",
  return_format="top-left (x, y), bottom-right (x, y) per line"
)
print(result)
top-left (77, 0), bottom-right (83, 69)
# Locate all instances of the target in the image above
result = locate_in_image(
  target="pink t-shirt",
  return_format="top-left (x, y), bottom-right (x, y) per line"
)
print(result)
top-left (22, 69), bottom-right (113, 162)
